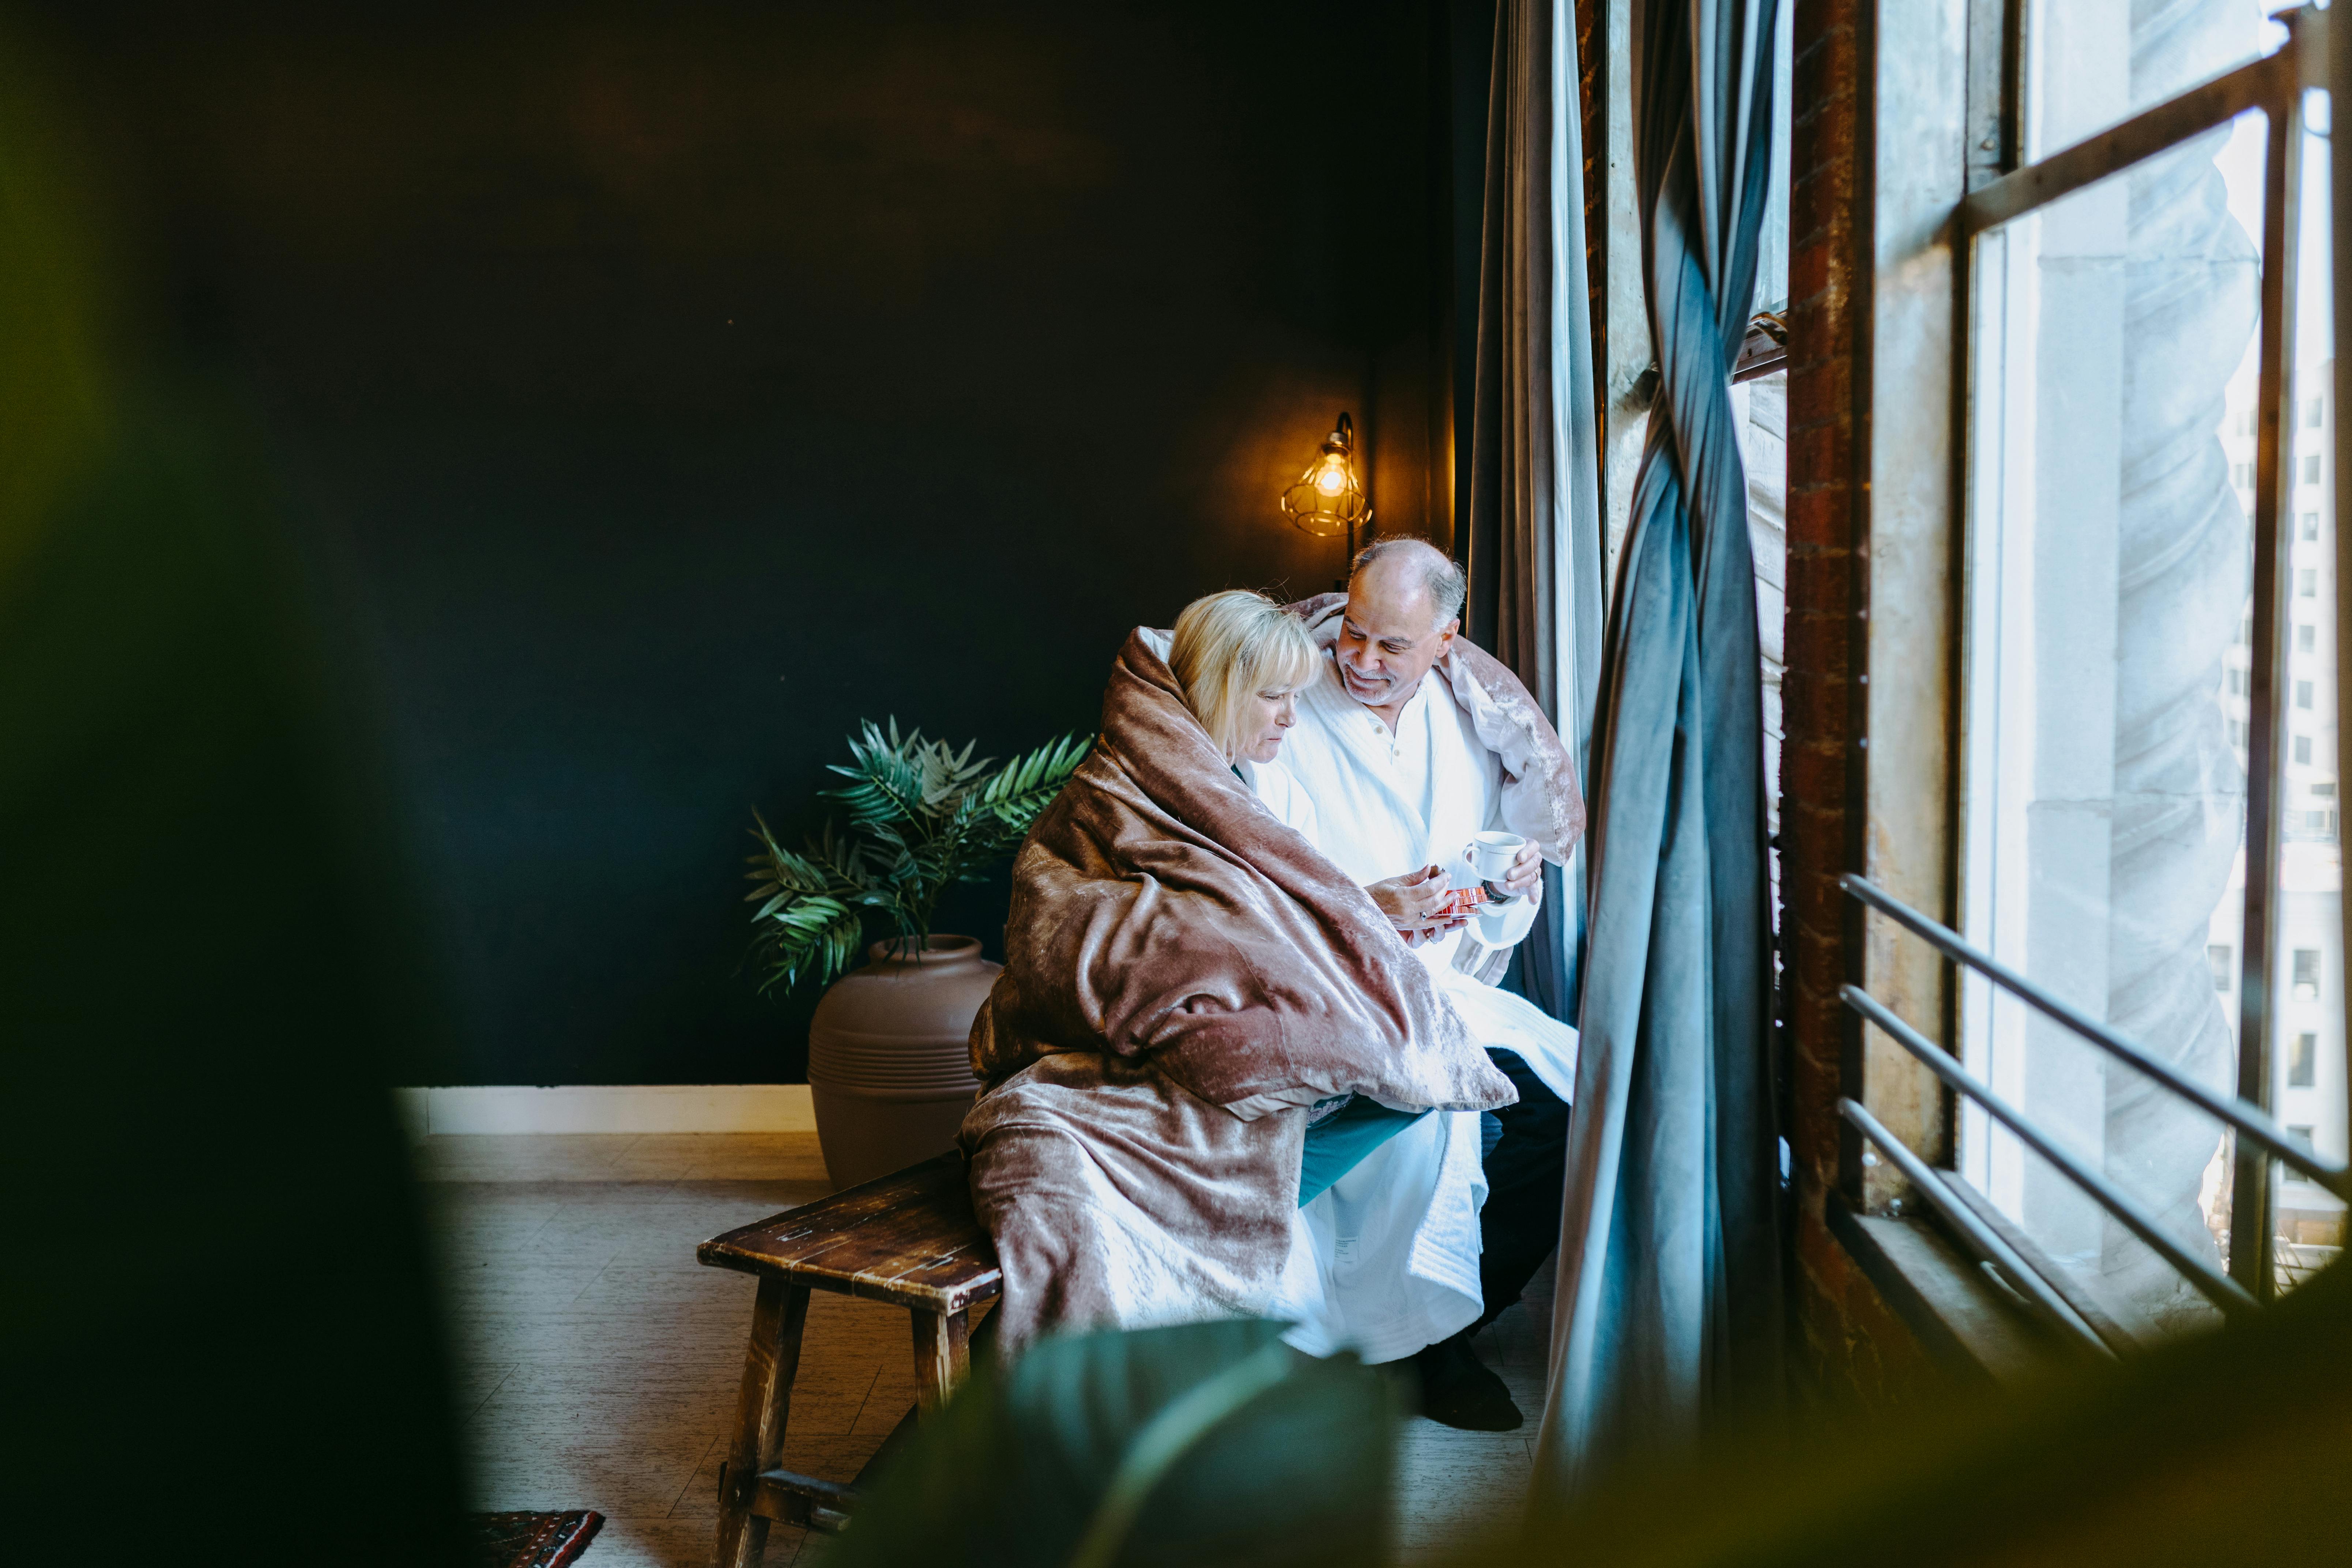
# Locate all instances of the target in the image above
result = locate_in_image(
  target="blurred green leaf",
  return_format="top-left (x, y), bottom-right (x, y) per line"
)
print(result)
top-left (829, 1319), bottom-right (1398, 1568)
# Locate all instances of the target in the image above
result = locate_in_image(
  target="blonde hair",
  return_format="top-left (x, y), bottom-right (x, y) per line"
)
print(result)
top-left (1170, 590), bottom-right (1319, 761)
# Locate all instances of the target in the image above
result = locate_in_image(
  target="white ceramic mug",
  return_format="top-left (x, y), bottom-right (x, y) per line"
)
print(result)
top-left (1469, 830), bottom-right (1526, 881)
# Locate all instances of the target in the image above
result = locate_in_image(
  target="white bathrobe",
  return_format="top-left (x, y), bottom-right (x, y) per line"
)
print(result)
top-left (1245, 658), bottom-right (1582, 1363)
top-left (1274, 658), bottom-right (1580, 1106)
top-left (1238, 757), bottom-right (1487, 1363)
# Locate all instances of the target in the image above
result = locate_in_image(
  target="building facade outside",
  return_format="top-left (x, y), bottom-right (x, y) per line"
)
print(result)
top-left (2215, 357), bottom-right (2344, 1258)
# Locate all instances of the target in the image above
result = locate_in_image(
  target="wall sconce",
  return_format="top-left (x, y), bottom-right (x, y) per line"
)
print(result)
top-left (1282, 411), bottom-right (1372, 578)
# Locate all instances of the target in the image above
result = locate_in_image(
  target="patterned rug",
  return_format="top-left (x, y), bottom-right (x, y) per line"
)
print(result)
top-left (469, 1511), bottom-right (604, 1568)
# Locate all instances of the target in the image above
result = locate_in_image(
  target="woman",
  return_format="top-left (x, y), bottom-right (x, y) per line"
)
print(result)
top-left (1169, 591), bottom-right (1497, 1369)
top-left (1167, 591), bottom-right (1478, 951)
top-left (960, 593), bottom-right (1515, 1360)
top-left (1165, 586), bottom-right (1315, 801)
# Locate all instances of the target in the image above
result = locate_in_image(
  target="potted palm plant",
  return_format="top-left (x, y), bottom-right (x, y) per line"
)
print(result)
top-left (748, 719), bottom-right (1088, 1187)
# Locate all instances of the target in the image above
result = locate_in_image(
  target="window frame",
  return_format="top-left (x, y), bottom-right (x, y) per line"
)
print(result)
top-left (1848, 4), bottom-right (2342, 1303)
top-left (1954, 16), bottom-right (2318, 1301)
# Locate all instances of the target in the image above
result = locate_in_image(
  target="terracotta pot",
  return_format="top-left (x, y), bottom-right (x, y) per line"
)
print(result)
top-left (806, 934), bottom-right (996, 1190)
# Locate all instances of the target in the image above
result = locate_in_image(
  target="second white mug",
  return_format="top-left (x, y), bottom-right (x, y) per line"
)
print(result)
top-left (1469, 830), bottom-right (1525, 881)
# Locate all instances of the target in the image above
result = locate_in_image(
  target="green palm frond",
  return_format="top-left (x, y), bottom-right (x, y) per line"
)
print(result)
top-left (745, 813), bottom-right (872, 992)
top-left (914, 734), bottom-right (991, 806)
top-left (979, 733), bottom-right (1091, 831)
top-left (745, 813), bottom-right (830, 897)
top-left (825, 720), bottom-right (931, 830)
top-left (749, 895), bottom-right (867, 995)
top-left (748, 720), bottom-right (1094, 997)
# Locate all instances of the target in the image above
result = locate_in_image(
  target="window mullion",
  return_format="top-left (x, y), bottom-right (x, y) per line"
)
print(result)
top-left (2228, 82), bottom-right (2306, 1304)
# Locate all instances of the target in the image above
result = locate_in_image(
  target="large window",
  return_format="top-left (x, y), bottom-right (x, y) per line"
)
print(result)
top-left (1954, 1), bottom-right (2340, 1330)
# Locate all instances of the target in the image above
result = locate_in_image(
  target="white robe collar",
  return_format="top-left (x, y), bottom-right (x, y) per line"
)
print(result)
top-left (1297, 659), bottom-right (1436, 845)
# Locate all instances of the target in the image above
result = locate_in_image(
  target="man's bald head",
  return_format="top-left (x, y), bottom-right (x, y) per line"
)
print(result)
top-left (1348, 537), bottom-right (1467, 635)
top-left (1333, 536), bottom-right (1463, 719)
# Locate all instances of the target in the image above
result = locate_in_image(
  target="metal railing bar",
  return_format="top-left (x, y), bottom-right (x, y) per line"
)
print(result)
top-left (2225, 34), bottom-right (2310, 1303)
top-left (1838, 1097), bottom-right (2116, 1360)
top-left (1841, 984), bottom-right (2258, 1319)
top-left (1840, 874), bottom-right (2352, 1197)
top-left (2296, 5), bottom-right (2330, 90)
top-left (1959, 48), bottom-right (2290, 238)
top-left (1934, 1170), bottom-right (2146, 1357)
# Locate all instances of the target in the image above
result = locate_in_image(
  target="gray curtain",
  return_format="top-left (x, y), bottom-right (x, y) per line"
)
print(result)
top-left (1534, 0), bottom-right (1782, 1497)
top-left (1464, 0), bottom-right (1604, 1017)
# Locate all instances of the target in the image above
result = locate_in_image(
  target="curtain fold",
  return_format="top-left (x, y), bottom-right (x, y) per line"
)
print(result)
top-left (1464, 0), bottom-right (1605, 1020)
top-left (1534, 0), bottom-right (1783, 1498)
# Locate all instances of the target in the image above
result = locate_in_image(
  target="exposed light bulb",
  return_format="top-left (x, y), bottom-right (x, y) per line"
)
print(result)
top-left (1280, 412), bottom-right (1370, 545)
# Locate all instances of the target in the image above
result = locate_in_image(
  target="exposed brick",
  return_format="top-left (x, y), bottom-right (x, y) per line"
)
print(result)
top-left (1787, 234), bottom-right (1831, 317)
top-left (1782, 0), bottom-right (1876, 1410)
top-left (1781, 839), bottom-right (1852, 930)
top-left (1790, 155), bottom-right (1856, 216)
top-left (1791, 22), bottom-right (1857, 120)
top-left (1790, 1204), bottom-right (1941, 1408)
top-left (1784, 1008), bottom-right (1847, 1089)
top-left (1781, 875), bottom-right (1847, 937)
top-left (1787, 354), bottom-right (1852, 447)
top-left (1783, 919), bottom-right (1845, 972)
top-left (1782, 739), bottom-right (1851, 823)
top-left (1783, 824), bottom-right (1847, 877)
top-left (1790, 150), bottom-right (1839, 191)
top-left (1783, 549), bottom-right (1856, 624)
top-left (1786, 477), bottom-right (1853, 548)
top-left (1783, 850), bottom-right (1848, 896)
top-left (1786, 413), bottom-right (1845, 455)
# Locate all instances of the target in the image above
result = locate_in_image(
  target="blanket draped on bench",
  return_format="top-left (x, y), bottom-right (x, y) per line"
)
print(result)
top-left (960, 628), bottom-right (1518, 1354)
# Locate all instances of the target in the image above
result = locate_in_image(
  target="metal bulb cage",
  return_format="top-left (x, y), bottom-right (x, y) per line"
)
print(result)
top-left (1282, 410), bottom-right (1372, 542)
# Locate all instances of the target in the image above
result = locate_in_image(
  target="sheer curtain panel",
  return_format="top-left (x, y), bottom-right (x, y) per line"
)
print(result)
top-left (1465, 0), bottom-right (1605, 1019)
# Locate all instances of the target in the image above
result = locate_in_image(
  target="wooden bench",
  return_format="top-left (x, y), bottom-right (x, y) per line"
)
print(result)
top-left (696, 1149), bottom-right (1000, 1567)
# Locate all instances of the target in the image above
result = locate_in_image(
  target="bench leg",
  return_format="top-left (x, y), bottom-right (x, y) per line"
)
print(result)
top-left (714, 1278), bottom-right (810, 1568)
top-left (909, 1306), bottom-right (970, 1413)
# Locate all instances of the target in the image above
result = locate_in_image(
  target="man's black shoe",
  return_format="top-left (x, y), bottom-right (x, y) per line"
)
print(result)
top-left (1408, 1331), bottom-right (1523, 1431)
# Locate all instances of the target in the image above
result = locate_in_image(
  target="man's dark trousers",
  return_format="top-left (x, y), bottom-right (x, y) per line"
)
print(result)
top-left (1474, 1048), bottom-right (1570, 1332)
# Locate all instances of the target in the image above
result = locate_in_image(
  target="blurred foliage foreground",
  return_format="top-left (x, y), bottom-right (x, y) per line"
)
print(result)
top-left (832, 1319), bottom-right (1400, 1568)
top-left (839, 1261), bottom-right (2352, 1568)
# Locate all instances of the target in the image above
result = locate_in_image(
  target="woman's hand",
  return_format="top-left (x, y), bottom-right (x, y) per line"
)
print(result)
top-left (1367, 865), bottom-right (1469, 944)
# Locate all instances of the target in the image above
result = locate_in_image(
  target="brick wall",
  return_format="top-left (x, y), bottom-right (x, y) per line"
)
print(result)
top-left (1575, 0), bottom-right (1606, 425)
top-left (1782, 0), bottom-right (1938, 1407)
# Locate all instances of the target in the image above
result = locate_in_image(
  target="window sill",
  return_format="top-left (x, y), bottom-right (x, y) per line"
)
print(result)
top-left (1826, 1193), bottom-right (2073, 1387)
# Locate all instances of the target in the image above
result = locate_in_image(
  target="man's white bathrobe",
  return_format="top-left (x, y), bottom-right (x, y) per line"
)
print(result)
top-left (1244, 658), bottom-right (1581, 1363)
top-left (1275, 656), bottom-right (1582, 1102)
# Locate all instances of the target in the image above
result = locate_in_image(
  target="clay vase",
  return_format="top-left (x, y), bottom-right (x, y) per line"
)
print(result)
top-left (805, 935), bottom-right (996, 1190)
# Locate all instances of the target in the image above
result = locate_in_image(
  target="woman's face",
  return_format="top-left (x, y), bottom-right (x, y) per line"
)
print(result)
top-left (1236, 684), bottom-right (1303, 764)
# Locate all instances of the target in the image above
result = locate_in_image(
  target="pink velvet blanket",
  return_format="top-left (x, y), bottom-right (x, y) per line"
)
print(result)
top-left (960, 628), bottom-right (1518, 1353)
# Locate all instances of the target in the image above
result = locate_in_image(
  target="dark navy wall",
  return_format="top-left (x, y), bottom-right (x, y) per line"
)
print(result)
top-left (48, 0), bottom-right (1453, 1083)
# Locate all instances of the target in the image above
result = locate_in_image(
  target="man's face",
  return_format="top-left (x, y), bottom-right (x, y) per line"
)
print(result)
top-left (1333, 564), bottom-right (1455, 710)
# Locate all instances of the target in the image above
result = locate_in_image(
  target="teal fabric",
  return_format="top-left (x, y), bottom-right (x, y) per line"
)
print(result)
top-left (1538, 0), bottom-right (1785, 1502)
top-left (1297, 1096), bottom-right (1431, 1207)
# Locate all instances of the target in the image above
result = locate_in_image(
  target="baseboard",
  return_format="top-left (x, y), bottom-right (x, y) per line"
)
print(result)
top-left (395, 1084), bottom-right (815, 1138)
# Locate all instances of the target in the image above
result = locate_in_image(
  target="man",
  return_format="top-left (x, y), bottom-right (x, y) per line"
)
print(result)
top-left (1279, 536), bottom-right (1582, 1431)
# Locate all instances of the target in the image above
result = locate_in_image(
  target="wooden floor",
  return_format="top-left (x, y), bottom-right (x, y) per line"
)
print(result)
top-left (421, 1132), bottom-right (1552, 1566)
